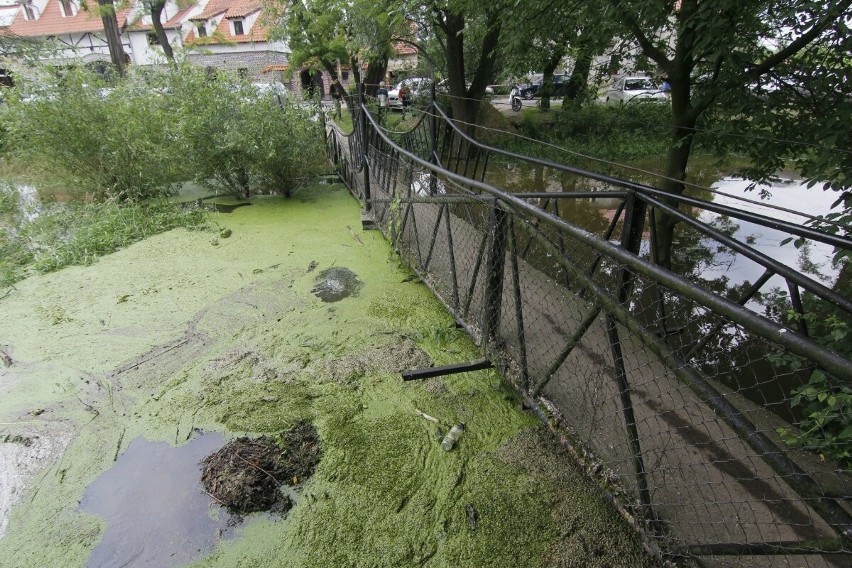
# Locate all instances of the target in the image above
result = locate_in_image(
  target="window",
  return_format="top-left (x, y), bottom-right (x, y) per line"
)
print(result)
top-left (147, 32), bottom-right (159, 46)
top-left (238, 68), bottom-right (248, 79)
top-left (341, 70), bottom-right (349, 81)
top-left (197, 23), bottom-right (207, 37)
top-left (232, 19), bottom-right (244, 36)
top-left (59, 0), bottom-right (75, 17)
top-left (23, 1), bottom-right (37, 20)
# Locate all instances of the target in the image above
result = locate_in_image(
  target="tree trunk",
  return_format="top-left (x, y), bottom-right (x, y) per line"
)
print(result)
top-left (98, 0), bottom-right (126, 77)
top-left (655, 74), bottom-right (696, 269)
top-left (363, 56), bottom-right (388, 97)
top-left (150, 0), bottom-right (173, 62)
top-left (563, 41), bottom-right (593, 106)
top-left (439, 9), bottom-right (500, 128)
top-left (441, 11), bottom-right (471, 125)
top-left (538, 53), bottom-right (562, 111)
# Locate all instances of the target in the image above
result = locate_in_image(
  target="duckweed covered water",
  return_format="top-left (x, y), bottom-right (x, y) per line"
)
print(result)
top-left (0, 184), bottom-right (657, 567)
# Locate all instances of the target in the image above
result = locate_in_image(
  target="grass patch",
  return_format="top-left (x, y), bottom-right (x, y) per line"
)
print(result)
top-left (0, 181), bottom-right (209, 288)
top-left (331, 111), bottom-right (354, 134)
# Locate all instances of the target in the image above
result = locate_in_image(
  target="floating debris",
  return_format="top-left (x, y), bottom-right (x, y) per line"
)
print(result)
top-left (200, 422), bottom-right (322, 515)
top-left (311, 267), bottom-right (363, 302)
top-left (414, 409), bottom-right (440, 424)
top-left (466, 503), bottom-right (478, 531)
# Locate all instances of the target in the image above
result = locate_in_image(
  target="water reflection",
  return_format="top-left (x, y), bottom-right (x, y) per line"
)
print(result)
top-left (480, 160), bottom-right (842, 294)
top-left (80, 433), bottom-right (234, 568)
top-left (693, 177), bottom-right (840, 293)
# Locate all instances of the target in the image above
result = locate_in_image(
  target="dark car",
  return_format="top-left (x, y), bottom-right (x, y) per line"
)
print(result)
top-left (519, 74), bottom-right (569, 99)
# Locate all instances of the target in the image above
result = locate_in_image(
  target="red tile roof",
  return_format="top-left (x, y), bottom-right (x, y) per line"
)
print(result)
top-left (394, 42), bottom-right (417, 56)
top-left (8, 0), bottom-right (132, 37)
top-left (127, 4), bottom-right (195, 32)
top-left (189, 0), bottom-right (259, 21)
top-left (184, 0), bottom-right (267, 44)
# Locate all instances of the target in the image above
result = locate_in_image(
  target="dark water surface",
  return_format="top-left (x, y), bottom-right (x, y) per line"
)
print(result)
top-left (80, 433), bottom-right (232, 568)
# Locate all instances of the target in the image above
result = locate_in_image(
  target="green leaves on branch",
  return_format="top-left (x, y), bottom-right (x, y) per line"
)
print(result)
top-left (773, 311), bottom-right (852, 469)
top-left (3, 64), bottom-right (327, 201)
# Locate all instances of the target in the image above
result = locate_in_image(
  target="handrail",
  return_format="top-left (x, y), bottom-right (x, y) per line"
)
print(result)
top-left (358, 100), bottom-right (852, 383)
top-left (429, 103), bottom-right (852, 252)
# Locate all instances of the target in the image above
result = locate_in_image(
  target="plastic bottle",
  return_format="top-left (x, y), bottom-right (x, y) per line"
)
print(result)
top-left (441, 423), bottom-right (465, 451)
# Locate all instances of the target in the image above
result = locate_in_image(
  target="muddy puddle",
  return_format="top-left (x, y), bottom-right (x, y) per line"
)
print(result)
top-left (80, 433), bottom-right (234, 568)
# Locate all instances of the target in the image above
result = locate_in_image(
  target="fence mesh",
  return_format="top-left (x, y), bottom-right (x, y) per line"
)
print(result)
top-left (327, 99), bottom-right (852, 566)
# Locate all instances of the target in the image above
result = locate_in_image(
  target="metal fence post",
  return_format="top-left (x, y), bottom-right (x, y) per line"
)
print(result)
top-left (358, 82), bottom-right (372, 211)
top-left (482, 201), bottom-right (508, 347)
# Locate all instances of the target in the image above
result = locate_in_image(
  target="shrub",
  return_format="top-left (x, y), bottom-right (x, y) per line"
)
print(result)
top-left (5, 67), bottom-right (185, 200)
top-left (163, 68), bottom-right (327, 198)
top-left (505, 102), bottom-right (672, 166)
top-left (4, 64), bottom-right (329, 201)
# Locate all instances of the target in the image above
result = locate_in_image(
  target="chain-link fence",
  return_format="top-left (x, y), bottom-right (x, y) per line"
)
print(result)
top-left (326, 94), bottom-right (852, 566)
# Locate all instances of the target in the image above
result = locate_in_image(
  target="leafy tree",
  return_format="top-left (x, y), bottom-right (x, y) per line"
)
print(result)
top-left (269, 0), bottom-right (403, 98)
top-left (607, 0), bottom-right (852, 266)
top-left (412, 0), bottom-right (505, 125)
top-left (501, 1), bottom-right (613, 110)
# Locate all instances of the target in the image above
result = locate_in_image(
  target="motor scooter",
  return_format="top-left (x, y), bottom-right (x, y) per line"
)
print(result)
top-left (510, 85), bottom-right (522, 112)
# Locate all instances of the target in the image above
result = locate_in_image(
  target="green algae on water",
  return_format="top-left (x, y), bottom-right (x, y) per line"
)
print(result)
top-left (0, 184), bottom-right (659, 568)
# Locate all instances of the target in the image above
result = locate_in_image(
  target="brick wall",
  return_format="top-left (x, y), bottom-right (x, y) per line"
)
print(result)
top-left (187, 51), bottom-right (291, 85)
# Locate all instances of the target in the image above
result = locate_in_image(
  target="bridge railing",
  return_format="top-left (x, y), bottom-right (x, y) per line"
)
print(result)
top-left (327, 91), bottom-right (852, 565)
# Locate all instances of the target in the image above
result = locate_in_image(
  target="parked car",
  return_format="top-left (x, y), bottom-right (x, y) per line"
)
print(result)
top-left (251, 82), bottom-right (288, 100)
top-left (518, 74), bottom-right (569, 99)
top-left (604, 76), bottom-right (667, 104)
top-left (435, 79), bottom-right (494, 96)
top-left (388, 77), bottom-right (432, 109)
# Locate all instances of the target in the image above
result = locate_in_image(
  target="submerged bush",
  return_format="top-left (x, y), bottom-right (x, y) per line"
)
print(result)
top-left (5, 68), bottom-right (185, 200)
top-left (163, 68), bottom-right (328, 198)
top-left (4, 64), bottom-right (328, 201)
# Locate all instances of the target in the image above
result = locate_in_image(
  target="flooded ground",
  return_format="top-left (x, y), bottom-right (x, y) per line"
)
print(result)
top-left (80, 433), bottom-right (233, 568)
top-left (0, 183), bottom-right (658, 567)
top-left (483, 159), bottom-right (843, 293)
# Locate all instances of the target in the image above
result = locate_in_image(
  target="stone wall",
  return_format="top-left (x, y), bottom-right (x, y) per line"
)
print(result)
top-left (187, 50), bottom-right (290, 84)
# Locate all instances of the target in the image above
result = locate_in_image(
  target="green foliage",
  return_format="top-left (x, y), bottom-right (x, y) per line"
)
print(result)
top-left (5, 67), bottom-right (183, 200)
top-left (4, 64), bottom-right (328, 201)
top-left (0, 185), bottom-right (208, 287)
top-left (507, 103), bottom-right (672, 165)
top-left (152, 66), bottom-right (328, 198)
top-left (0, 183), bottom-right (32, 287)
top-left (774, 310), bottom-right (852, 468)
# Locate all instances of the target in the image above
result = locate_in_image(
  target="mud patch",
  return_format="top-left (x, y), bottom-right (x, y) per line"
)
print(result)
top-left (201, 422), bottom-right (321, 515)
top-left (80, 433), bottom-right (233, 568)
top-left (311, 267), bottom-right (362, 302)
top-left (313, 338), bottom-right (431, 385)
top-left (0, 422), bottom-right (73, 539)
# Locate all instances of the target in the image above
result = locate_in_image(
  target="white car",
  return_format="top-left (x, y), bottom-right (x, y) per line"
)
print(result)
top-left (251, 82), bottom-right (288, 100)
top-left (605, 76), bottom-right (668, 104)
top-left (387, 77), bottom-right (432, 109)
